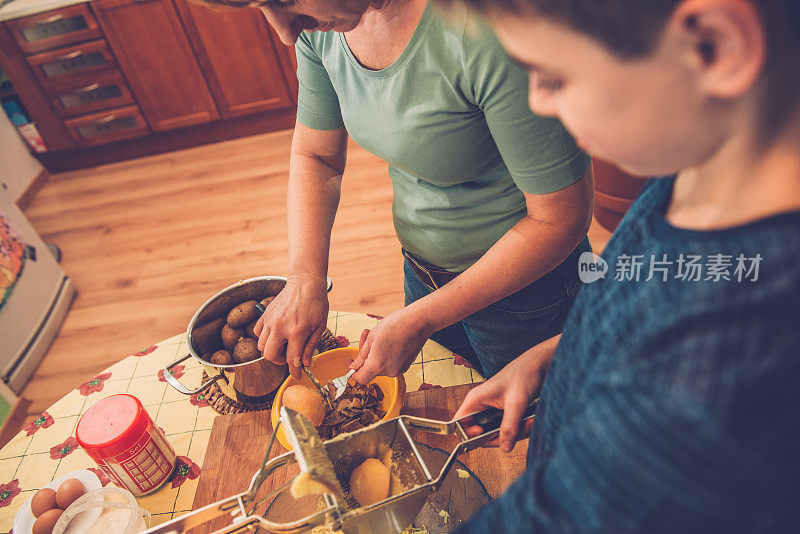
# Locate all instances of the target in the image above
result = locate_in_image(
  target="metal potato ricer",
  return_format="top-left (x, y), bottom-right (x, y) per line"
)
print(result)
top-left (143, 400), bottom-right (537, 534)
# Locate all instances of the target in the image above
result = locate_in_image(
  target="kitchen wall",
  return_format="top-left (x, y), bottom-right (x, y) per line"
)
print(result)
top-left (0, 110), bottom-right (44, 203)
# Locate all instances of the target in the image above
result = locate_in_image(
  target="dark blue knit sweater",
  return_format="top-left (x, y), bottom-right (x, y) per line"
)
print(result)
top-left (458, 176), bottom-right (800, 533)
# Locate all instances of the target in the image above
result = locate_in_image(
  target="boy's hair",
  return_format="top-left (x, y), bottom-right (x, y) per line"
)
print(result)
top-left (445, 0), bottom-right (800, 137)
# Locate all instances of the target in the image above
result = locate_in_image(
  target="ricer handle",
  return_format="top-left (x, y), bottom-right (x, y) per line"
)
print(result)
top-left (140, 491), bottom-right (250, 533)
top-left (468, 402), bottom-right (539, 435)
top-left (426, 400), bottom-right (538, 488)
top-left (141, 450), bottom-right (337, 534)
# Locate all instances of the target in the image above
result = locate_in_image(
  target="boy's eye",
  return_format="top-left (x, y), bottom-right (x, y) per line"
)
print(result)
top-left (533, 75), bottom-right (563, 93)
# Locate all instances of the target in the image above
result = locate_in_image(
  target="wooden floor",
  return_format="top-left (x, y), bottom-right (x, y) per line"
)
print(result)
top-left (18, 128), bottom-right (610, 433)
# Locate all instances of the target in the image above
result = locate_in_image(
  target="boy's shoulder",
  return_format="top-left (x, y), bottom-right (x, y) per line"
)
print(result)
top-left (573, 175), bottom-right (800, 402)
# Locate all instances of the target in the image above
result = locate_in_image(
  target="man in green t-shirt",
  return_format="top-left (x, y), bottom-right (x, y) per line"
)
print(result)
top-left (212, 0), bottom-right (594, 381)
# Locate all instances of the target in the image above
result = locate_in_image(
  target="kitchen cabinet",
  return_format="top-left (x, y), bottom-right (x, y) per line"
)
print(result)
top-left (91, 0), bottom-right (220, 132)
top-left (174, 1), bottom-right (295, 119)
top-left (0, 0), bottom-right (298, 169)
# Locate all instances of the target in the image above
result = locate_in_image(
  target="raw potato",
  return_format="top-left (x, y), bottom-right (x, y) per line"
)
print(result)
top-left (349, 458), bottom-right (390, 507)
top-left (260, 296), bottom-right (275, 307)
top-left (244, 319), bottom-right (258, 339)
top-left (56, 478), bottom-right (86, 509)
top-left (227, 300), bottom-right (260, 328)
top-left (191, 317), bottom-right (225, 355)
top-left (210, 349), bottom-right (235, 367)
top-left (32, 508), bottom-right (63, 534)
top-left (221, 324), bottom-right (245, 351)
top-left (233, 338), bottom-right (260, 364)
top-left (283, 385), bottom-right (325, 426)
top-left (30, 487), bottom-right (57, 518)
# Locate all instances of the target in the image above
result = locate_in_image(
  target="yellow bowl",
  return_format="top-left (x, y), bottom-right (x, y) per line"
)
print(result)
top-left (271, 347), bottom-right (406, 451)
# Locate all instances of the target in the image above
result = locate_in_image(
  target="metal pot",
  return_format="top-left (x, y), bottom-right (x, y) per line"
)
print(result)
top-left (162, 276), bottom-right (331, 405)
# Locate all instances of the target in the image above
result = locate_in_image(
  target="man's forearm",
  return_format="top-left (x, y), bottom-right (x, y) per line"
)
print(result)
top-left (409, 213), bottom-right (587, 334)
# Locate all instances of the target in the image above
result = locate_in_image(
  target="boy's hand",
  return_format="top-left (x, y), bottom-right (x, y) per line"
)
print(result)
top-left (454, 335), bottom-right (560, 453)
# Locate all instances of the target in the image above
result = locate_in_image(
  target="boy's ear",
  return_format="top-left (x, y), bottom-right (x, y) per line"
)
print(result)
top-left (671, 0), bottom-right (766, 98)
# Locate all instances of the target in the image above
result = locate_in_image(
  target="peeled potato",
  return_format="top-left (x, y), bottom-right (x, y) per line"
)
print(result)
top-left (227, 300), bottom-right (259, 328)
top-left (233, 338), bottom-right (260, 364)
top-left (32, 508), bottom-right (62, 534)
top-left (349, 458), bottom-right (390, 507)
top-left (30, 487), bottom-right (57, 518)
top-left (283, 385), bottom-right (325, 426)
top-left (221, 324), bottom-right (245, 351)
top-left (56, 478), bottom-right (86, 509)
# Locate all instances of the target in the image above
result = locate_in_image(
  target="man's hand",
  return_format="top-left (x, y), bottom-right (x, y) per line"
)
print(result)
top-left (454, 335), bottom-right (560, 453)
top-left (347, 307), bottom-right (435, 384)
top-left (254, 275), bottom-right (329, 380)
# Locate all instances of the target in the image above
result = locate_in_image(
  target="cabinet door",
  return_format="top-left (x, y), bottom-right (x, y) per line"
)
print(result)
top-left (91, 0), bottom-right (219, 132)
top-left (173, 1), bottom-right (293, 118)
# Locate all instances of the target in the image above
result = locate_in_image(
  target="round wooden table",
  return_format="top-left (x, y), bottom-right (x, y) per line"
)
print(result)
top-left (0, 311), bottom-right (482, 532)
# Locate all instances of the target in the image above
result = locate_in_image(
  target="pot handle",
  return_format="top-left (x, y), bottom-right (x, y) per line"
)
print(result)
top-left (162, 354), bottom-right (227, 395)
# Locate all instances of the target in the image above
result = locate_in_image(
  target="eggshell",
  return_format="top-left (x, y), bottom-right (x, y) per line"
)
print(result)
top-left (32, 508), bottom-right (63, 534)
top-left (282, 385), bottom-right (325, 426)
top-left (30, 488), bottom-right (57, 518)
top-left (349, 458), bottom-right (390, 507)
top-left (56, 478), bottom-right (86, 509)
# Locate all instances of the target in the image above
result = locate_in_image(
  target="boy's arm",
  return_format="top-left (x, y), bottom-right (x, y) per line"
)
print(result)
top-left (458, 318), bottom-right (799, 534)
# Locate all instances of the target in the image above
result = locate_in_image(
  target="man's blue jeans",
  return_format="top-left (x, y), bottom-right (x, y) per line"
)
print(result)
top-left (404, 237), bottom-right (589, 378)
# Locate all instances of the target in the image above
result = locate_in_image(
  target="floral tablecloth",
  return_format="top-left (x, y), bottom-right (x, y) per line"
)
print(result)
top-left (0, 311), bottom-right (482, 532)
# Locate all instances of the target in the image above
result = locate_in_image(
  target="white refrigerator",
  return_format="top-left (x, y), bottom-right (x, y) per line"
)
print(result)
top-left (0, 187), bottom-right (74, 394)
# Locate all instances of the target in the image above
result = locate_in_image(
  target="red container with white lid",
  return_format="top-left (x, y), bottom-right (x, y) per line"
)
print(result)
top-left (76, 394), bottom-right (176, 496)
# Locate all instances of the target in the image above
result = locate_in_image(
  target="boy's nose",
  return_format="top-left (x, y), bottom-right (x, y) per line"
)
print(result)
top-left (528, 80), bottom-right (558, 118)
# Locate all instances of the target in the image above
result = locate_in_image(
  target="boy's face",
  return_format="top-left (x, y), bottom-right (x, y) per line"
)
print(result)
top-left (487, 10), bottom-right (729, 177)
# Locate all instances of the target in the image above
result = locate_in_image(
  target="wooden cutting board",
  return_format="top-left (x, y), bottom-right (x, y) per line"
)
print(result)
top-left (189, 383), bottom-right (528, 533)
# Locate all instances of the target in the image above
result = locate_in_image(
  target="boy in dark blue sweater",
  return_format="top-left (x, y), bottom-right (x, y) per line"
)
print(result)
top-left (444, 0), bottom-right (800, 532)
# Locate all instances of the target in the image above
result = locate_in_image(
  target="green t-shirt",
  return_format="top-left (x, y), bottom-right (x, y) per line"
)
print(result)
top-left (296, 3), bottom-right (591, 272)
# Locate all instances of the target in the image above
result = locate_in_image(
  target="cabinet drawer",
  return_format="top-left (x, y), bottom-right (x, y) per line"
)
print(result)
top-left (7, 4), bottom-right (103, 55)
top-left (64, 105), bottom-right (149, 146)
top-left (47, 70), bottom-right (134, 118)
top-left (27, 39), bottom-right (116, 87)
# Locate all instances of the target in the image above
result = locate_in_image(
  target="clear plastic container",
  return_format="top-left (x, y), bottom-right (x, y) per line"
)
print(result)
top-left (53, 487), bottom-right (150, 534)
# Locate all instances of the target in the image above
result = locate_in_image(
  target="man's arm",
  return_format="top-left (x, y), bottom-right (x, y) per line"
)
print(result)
top-left (255, 122), bottom-right (348, 378)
